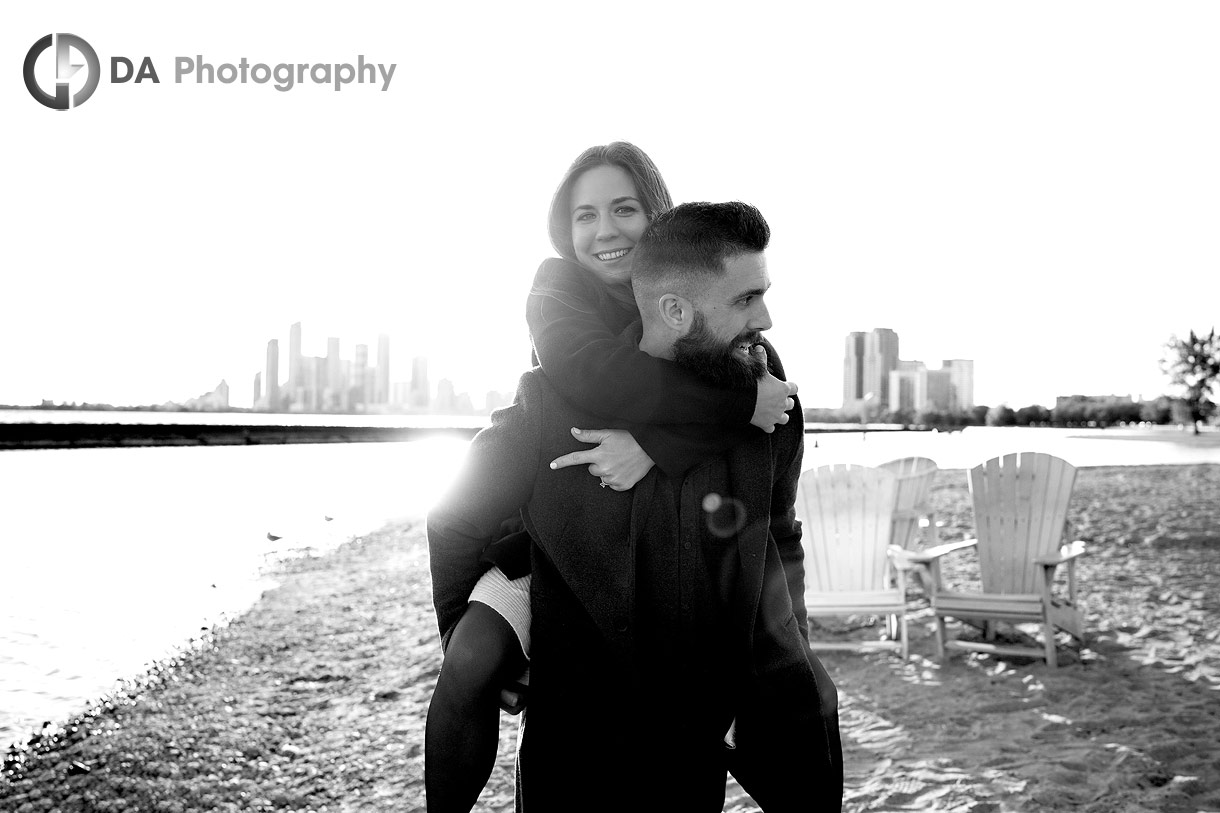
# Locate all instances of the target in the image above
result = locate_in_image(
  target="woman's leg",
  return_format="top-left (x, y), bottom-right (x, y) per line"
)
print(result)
top-left (425, 601), bottom-right (527, 813)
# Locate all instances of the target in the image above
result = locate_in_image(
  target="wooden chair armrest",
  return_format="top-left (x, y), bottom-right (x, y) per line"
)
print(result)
top-left (893, 538), bottom-right (976, 566)
top-left (1033, 540), bottom-right (1087, 567)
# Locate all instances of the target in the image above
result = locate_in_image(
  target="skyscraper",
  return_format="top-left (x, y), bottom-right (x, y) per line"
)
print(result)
top-left (843, 328), bottom-right (899, 409)
top-left (265, 339), bottom-right (280, 411)
top-left (942, 359), bottom-right (975, 410)
top-left (326, 337), bottom-right (341, 410)
top-left (354, 344), bottom-right (369, 409)
top-left (288, 322), bottom-right (302, 397)
top-left (843, 331), bottom-right (866, 405)
top-left (865, 328), bottom-right (900, 407)
top-left (376, 334), bottom-right (390, 405)
top-left (926, 369), bottom-right (953, 412)
top-left (410, 356), bottom-right (429, 408)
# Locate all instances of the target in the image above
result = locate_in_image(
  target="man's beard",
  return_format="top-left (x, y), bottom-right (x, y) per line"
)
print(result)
top-left (672, 311), bottom-right (767, 389)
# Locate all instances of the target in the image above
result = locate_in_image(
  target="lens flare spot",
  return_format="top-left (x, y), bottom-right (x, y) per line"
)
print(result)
top-left (702, 492), bottom-right (747, 538)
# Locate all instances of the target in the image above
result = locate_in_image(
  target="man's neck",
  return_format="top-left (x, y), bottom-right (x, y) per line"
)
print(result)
top-left (638, 330), bottom-right (675, 361)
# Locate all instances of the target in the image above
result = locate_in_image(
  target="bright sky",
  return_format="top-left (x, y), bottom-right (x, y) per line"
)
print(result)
top-left (4, 1), bottom-right (1217, 411)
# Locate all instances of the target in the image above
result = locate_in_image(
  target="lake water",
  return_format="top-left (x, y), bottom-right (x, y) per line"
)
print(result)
top-left (1, 422), bottom-right (1217, 749)
top-left (0, 438), bottom-right (471, 749)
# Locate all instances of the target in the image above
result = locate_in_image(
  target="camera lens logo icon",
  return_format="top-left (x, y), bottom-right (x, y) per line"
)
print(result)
top-left (24, 34), bottom-right (100, 110)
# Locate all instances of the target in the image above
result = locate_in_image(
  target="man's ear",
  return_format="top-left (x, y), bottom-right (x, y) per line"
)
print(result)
top-left (658, 293), bottom-right (694, 331)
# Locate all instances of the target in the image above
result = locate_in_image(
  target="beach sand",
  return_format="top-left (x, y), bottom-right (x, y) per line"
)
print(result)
top-left (1, 463), bottom-right (1217, 812)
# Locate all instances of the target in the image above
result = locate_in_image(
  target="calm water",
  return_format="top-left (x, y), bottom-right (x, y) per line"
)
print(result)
top-left (1, 422), bottom-right (1216, 748)
top-left (0, 438), bottom-right (470, 749)
top-left (0, 409), bottom-right (489, 429)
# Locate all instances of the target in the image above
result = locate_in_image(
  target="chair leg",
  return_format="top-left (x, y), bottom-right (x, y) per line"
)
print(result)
top-left (898, 612), bottom-right (909, 661)
top-left (1043, 619), bottom-right (1058, 669)
top-left (933, 614), bottom-right (947, 661)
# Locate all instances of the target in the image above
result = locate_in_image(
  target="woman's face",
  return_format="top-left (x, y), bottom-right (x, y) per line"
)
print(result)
top-left (569, 164), bottom-right (649, 286)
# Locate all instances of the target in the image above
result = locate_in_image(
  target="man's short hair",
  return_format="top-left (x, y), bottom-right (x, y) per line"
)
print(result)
top-left (631, 201), bottom-right (770, 298)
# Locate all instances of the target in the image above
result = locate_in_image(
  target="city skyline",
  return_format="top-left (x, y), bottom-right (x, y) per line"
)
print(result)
top-left (6, 3), bottom-right (1218, 414)
top-left (842, 328), bottom-right (974, 417)
top-left (12, 316), bottom-right (1167, 417)
top-left (245, 322), bottom-right (505, 415)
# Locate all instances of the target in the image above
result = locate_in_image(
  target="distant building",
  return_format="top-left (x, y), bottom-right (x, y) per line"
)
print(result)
top-left (484, 390), bottom-right (509, 414)
top-left (248, 324), bottom-right (484, 417)
top-left (435, 378), bottom-right (456, 414)
top-left (1055, 394), bottom-right (1134, 411)
top-left (325, 337), bottom-right (342, 410)
top-left (376, 334), bottom-right (391, 405)
top-left (926, 368), bottom-right (953, 411)
top-left (354, 344), bottom-right (371, 409)
top-left (264, 339), bottom-right (280, 411)
top-left (865, 328), bottom-right (900, 407)
top-left (410, 356), bottom-right (429, 408)
top-left (888, 360), bottom-right (927, 414)
top-left (288, 322), bottom-right (302, 396)
top-left (185, 380), bottom-right (229, 411)
top-left (843, 329), bottom-right (973, 416)
top-left (843, 331), bottom-right (867, 405)
top-left (843, 328), bottom-right (899, 410)
top-left (942, 359), bottom-right (974, 410)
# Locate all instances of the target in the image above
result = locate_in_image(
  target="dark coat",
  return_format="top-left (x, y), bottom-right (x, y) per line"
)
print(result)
top-left (428, 365), bottom-right (841, 809)
top-left (427, 365), bottom-right (809, 662)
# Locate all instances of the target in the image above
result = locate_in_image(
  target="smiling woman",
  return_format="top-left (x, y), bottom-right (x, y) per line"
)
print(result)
top-left (568, 165), bottom-right (652, 286)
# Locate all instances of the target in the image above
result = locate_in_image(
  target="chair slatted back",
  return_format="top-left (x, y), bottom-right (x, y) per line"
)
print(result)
top-left (796, 464), bottom-right (899, 593)
top-left (968, 452), bottom-right (1076, 594)
top-left (878, 456), bottom-right (938, 549)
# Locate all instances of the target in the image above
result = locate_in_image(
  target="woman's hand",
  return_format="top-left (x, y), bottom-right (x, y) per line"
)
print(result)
top-left (750, 345), bottom-right (798, 433)
top-left (499, 686), bottom-right (527, 716)
top-left (548, 428), bottom-right (655, 491)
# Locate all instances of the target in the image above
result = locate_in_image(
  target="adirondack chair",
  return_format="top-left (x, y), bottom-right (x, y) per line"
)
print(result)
top-left (877, 456), bottom-right (939, 597)
top-left (899, 452), bottom-right (1087, 668)
top-left (795, 464), bottom-right (910, 659)
top-left (877, 457), bottom-right (939, 552)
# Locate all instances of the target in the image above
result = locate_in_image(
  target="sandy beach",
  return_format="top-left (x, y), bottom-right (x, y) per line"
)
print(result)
top-left (2, 462), bottom-right (1218, 812)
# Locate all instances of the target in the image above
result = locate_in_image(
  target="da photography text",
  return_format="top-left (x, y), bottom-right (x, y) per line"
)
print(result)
top-left (116, 54), bottom-right (396, 92)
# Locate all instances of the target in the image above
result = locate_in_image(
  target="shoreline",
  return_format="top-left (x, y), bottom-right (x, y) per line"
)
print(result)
top-left (2, 462), bottom-right (1218, 812)
top-left (0, 421), bottom-right (934, 451)
top-left (0, 423), bottom-right (482, 450)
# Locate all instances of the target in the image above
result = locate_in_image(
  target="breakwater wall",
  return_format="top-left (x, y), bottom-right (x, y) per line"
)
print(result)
top-left (0, 423), bottom-right (484, 450)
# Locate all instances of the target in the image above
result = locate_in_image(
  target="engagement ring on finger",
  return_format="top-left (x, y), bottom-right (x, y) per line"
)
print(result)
top-left (599, 481), bottom-right (610, 489)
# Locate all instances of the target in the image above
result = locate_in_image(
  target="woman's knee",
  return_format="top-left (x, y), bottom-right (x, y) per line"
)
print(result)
top-left (440, 603), bottom-right (523, 695)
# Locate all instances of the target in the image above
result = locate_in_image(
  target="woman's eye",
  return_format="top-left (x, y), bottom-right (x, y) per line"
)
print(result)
top-left (574, 212), bottom-right (595, 223)
top-left (614, 206), bottom-right (638, 216)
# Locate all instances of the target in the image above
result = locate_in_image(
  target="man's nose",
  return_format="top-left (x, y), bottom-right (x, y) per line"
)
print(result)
top-left (751, 301), bottom-right (773, 332)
